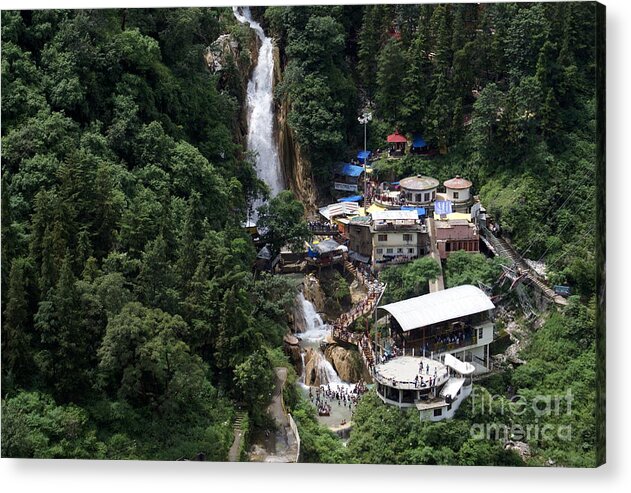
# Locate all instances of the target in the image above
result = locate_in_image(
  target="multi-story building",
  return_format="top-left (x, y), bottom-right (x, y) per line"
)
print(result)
top-left (370, 210), bottom-right (426, 268)
top-left (374, 353), bottom-right (475, 421)
top-left (377, 285), bottom-right (495, 374)
top-left (435, 218), bottom-right (480, 259)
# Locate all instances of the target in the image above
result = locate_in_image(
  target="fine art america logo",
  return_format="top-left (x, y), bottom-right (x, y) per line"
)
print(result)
top-left (469, 388), bottom-right (574, 442)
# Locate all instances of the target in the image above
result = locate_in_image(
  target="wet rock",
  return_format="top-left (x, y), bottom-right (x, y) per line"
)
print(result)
top-left (283, 334), bottom-right (303, 376)
top-left (324, 344), bottom-right (366, 383)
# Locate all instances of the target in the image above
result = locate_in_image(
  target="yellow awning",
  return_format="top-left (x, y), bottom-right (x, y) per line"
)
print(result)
top-left (433, 212), bottom-right (471, 221)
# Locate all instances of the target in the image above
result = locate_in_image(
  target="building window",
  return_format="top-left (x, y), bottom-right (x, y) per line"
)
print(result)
top-left (478, 327), bottom-right (484, 340)
top-left (408, 248), bottom-right (415, 253)
top-left (446, 242), bottom-right (451, 252)
top-left (433, 408), bottom-right (443, 417)
top-left (378, 234), bottom-right (388, 242)
top-left (403, 233), bottom-right (412, 242)
top-left (386, 248), bottom-right (393, 254)
top-left (447, 403), bottom-right (452, 411)
top-left (397, 248), bottom-right (403, 253)
top-left (416, 193), bottom-right (423, 202)
top-left (453, 191), bottom-right (459, 199)
top-left (424, 192), bottom-right (430, 202)
top-left (376, 248), bottom-right (383, 254)
top-left (432, 191), bottom-right (436, 200)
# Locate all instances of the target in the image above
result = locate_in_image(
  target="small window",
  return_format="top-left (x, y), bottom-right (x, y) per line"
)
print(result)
top-left (478, 328), bottom-right (484, 340)
top-left (397, 248), bottom-right (403, 253)
top-left (416, 193), bottom-right (423, 202)
top-left (453, 191), bottom-right (459, 199)
top-left (424, 192), bottom-right (430, 202)
top-left (432, 191), bottom-right (436, 200)
top-left (378, 234), bottom-right (388, 242)
top-left (433, 408), bottom-right (443, 417)
top-left (447, 403), bottom-right (452, 411)
top-left (408, 248), bottom-right (415, 253)
top-left (376, 248), bottom-right (383, 254)
top-left (386, 248), bottom-right (393, 254)
top-left (403, 233), bottom-right (412, 242)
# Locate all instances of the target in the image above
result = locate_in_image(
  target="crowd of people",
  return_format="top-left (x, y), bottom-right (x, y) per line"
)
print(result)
top-left (422, 326), bottom-right (474, 353)
top-left (308, 380), bottom-right (369, 419)
top-left (375, 192), bottom-right (406, 206)
top-left (374, 360), bottom-right (450, 390)
top-left (308, 219), bottom-right (337, 233)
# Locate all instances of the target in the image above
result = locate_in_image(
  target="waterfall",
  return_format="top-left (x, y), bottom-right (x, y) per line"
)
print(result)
top-left (316, 353), bottom-right (342, 385)
top-left (297, 292), bottom-right (329, 343)
top-left (294, 292), bottom-right (347, 388)
top-left (233, 6), bottom-right (285, 206)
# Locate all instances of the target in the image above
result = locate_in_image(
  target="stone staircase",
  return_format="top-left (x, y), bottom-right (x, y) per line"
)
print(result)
top-left (344, 260), bottom-right (357, 275)
top-left (228, 411), bottom-right (247, 462)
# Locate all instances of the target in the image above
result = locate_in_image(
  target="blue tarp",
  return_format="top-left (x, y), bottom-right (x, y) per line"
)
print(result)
top-left (401, 206), bottom-right (427, 217)
top-left (337, 195), bottom-right (363, 203)
top-left (412, 134), bottom-right (427, 148)
top-left (357, 150), bottom-right (371, 163)
top-left (335, 163), bottom-right (364, 177)
top-left (434, 200), bottom-right (453, 215)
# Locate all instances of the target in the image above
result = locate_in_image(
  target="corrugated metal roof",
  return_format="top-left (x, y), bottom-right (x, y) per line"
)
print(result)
top-left (319, 202), bottom-right (359, 220)
top-left (334, 163), bottom-right (364, 177)
top-left (379, 285), bottom-right (495, 332)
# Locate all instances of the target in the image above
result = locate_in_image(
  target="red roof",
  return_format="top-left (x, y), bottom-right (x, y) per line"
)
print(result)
top-left (443, 175), bottom-right (473, 190)
top-left (387, 132), bottom-right (408, 143)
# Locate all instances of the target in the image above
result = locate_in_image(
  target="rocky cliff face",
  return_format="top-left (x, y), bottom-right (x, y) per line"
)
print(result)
top-left (324, 344), bottom-right (370, 383)
top-left (302, 274), bottom-right (327, 316)
top-left (205, 30), bottom-right (260, 148)
top-left (283, 333), bottom-right (303, 376)
top-left (273, 46), bottom-right (317, 212)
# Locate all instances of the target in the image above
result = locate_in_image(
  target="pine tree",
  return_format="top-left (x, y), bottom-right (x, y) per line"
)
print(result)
top-left (2, 259), bottom-right (34, 388)
top-left (375, 38), bottom-right (406, 126)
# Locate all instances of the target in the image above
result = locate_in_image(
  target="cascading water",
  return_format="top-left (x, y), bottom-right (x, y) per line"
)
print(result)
top-left (297, 292), bottom-right (330, 344)
top-left (232, 7), bottom-right (284, 208)
top-left (294, 292), bottom-right (343, 386)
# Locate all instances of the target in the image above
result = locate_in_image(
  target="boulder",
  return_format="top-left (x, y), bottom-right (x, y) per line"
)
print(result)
top-left (283, 334), bottom-right (303, 376)
top-left (324, 344), bottom-right (367, 383)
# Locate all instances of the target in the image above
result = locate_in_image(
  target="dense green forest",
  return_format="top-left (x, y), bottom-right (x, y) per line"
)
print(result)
top-left (265, 2), bottom-right (597, 296)
top-left (2, 3), bottom-right (599, 466)
top-left (1, 7), bottom-right (306, 459)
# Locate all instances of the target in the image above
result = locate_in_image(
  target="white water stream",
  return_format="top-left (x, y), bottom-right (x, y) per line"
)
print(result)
top-left (232, 6), bottom-right (284, 207)
top-left (295, 293), bottom-right (343, 387)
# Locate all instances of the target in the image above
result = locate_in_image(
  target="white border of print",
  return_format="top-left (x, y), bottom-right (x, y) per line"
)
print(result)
top-left (1, 1), bottom-right (629, 493)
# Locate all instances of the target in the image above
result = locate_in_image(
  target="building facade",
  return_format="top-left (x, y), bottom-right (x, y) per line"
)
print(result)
top-left (399, 175), bottom-right (440, 210)
top-left (374, 354), bottom-right (475, 421)
top-left (435, 218), bottom-right (480, 259)
top-left (377, 285), bottom-right (495, 374)
top-left (370, 210), bottom-right (424, 267)
top-left (443, 175), bottom-right (473, 212)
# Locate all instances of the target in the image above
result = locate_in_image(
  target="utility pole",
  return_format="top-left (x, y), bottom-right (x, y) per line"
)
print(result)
top-left (358, 111), bottom-right (372, 211)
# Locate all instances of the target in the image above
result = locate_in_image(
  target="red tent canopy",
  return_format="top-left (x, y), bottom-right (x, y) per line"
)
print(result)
top-left (387, 131), bottom-right (408, 143)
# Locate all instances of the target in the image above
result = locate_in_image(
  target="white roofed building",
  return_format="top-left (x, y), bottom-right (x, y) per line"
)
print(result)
top-left (377, 285), bottom-right (495, 374)
top-left (370, 209), bottom-right (428, 269)
top-left (373, 354), bottom-right (475, 421)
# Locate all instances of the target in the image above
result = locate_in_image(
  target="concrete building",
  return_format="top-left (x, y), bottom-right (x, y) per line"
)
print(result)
top-left (377, 285), bottom-right (495, 374)
top-left (443, 175), bottom-right (473, 212)
top-left (370, 210), bottom-right (426, 268)
top-left (374, 354), bottom-right (474, 421)
top-left (348, 216), bottom-right (373, 262)
top-left (399, 175), bottom-right (440, 210)
top-left (435, 218), bottom-right (480, 259)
